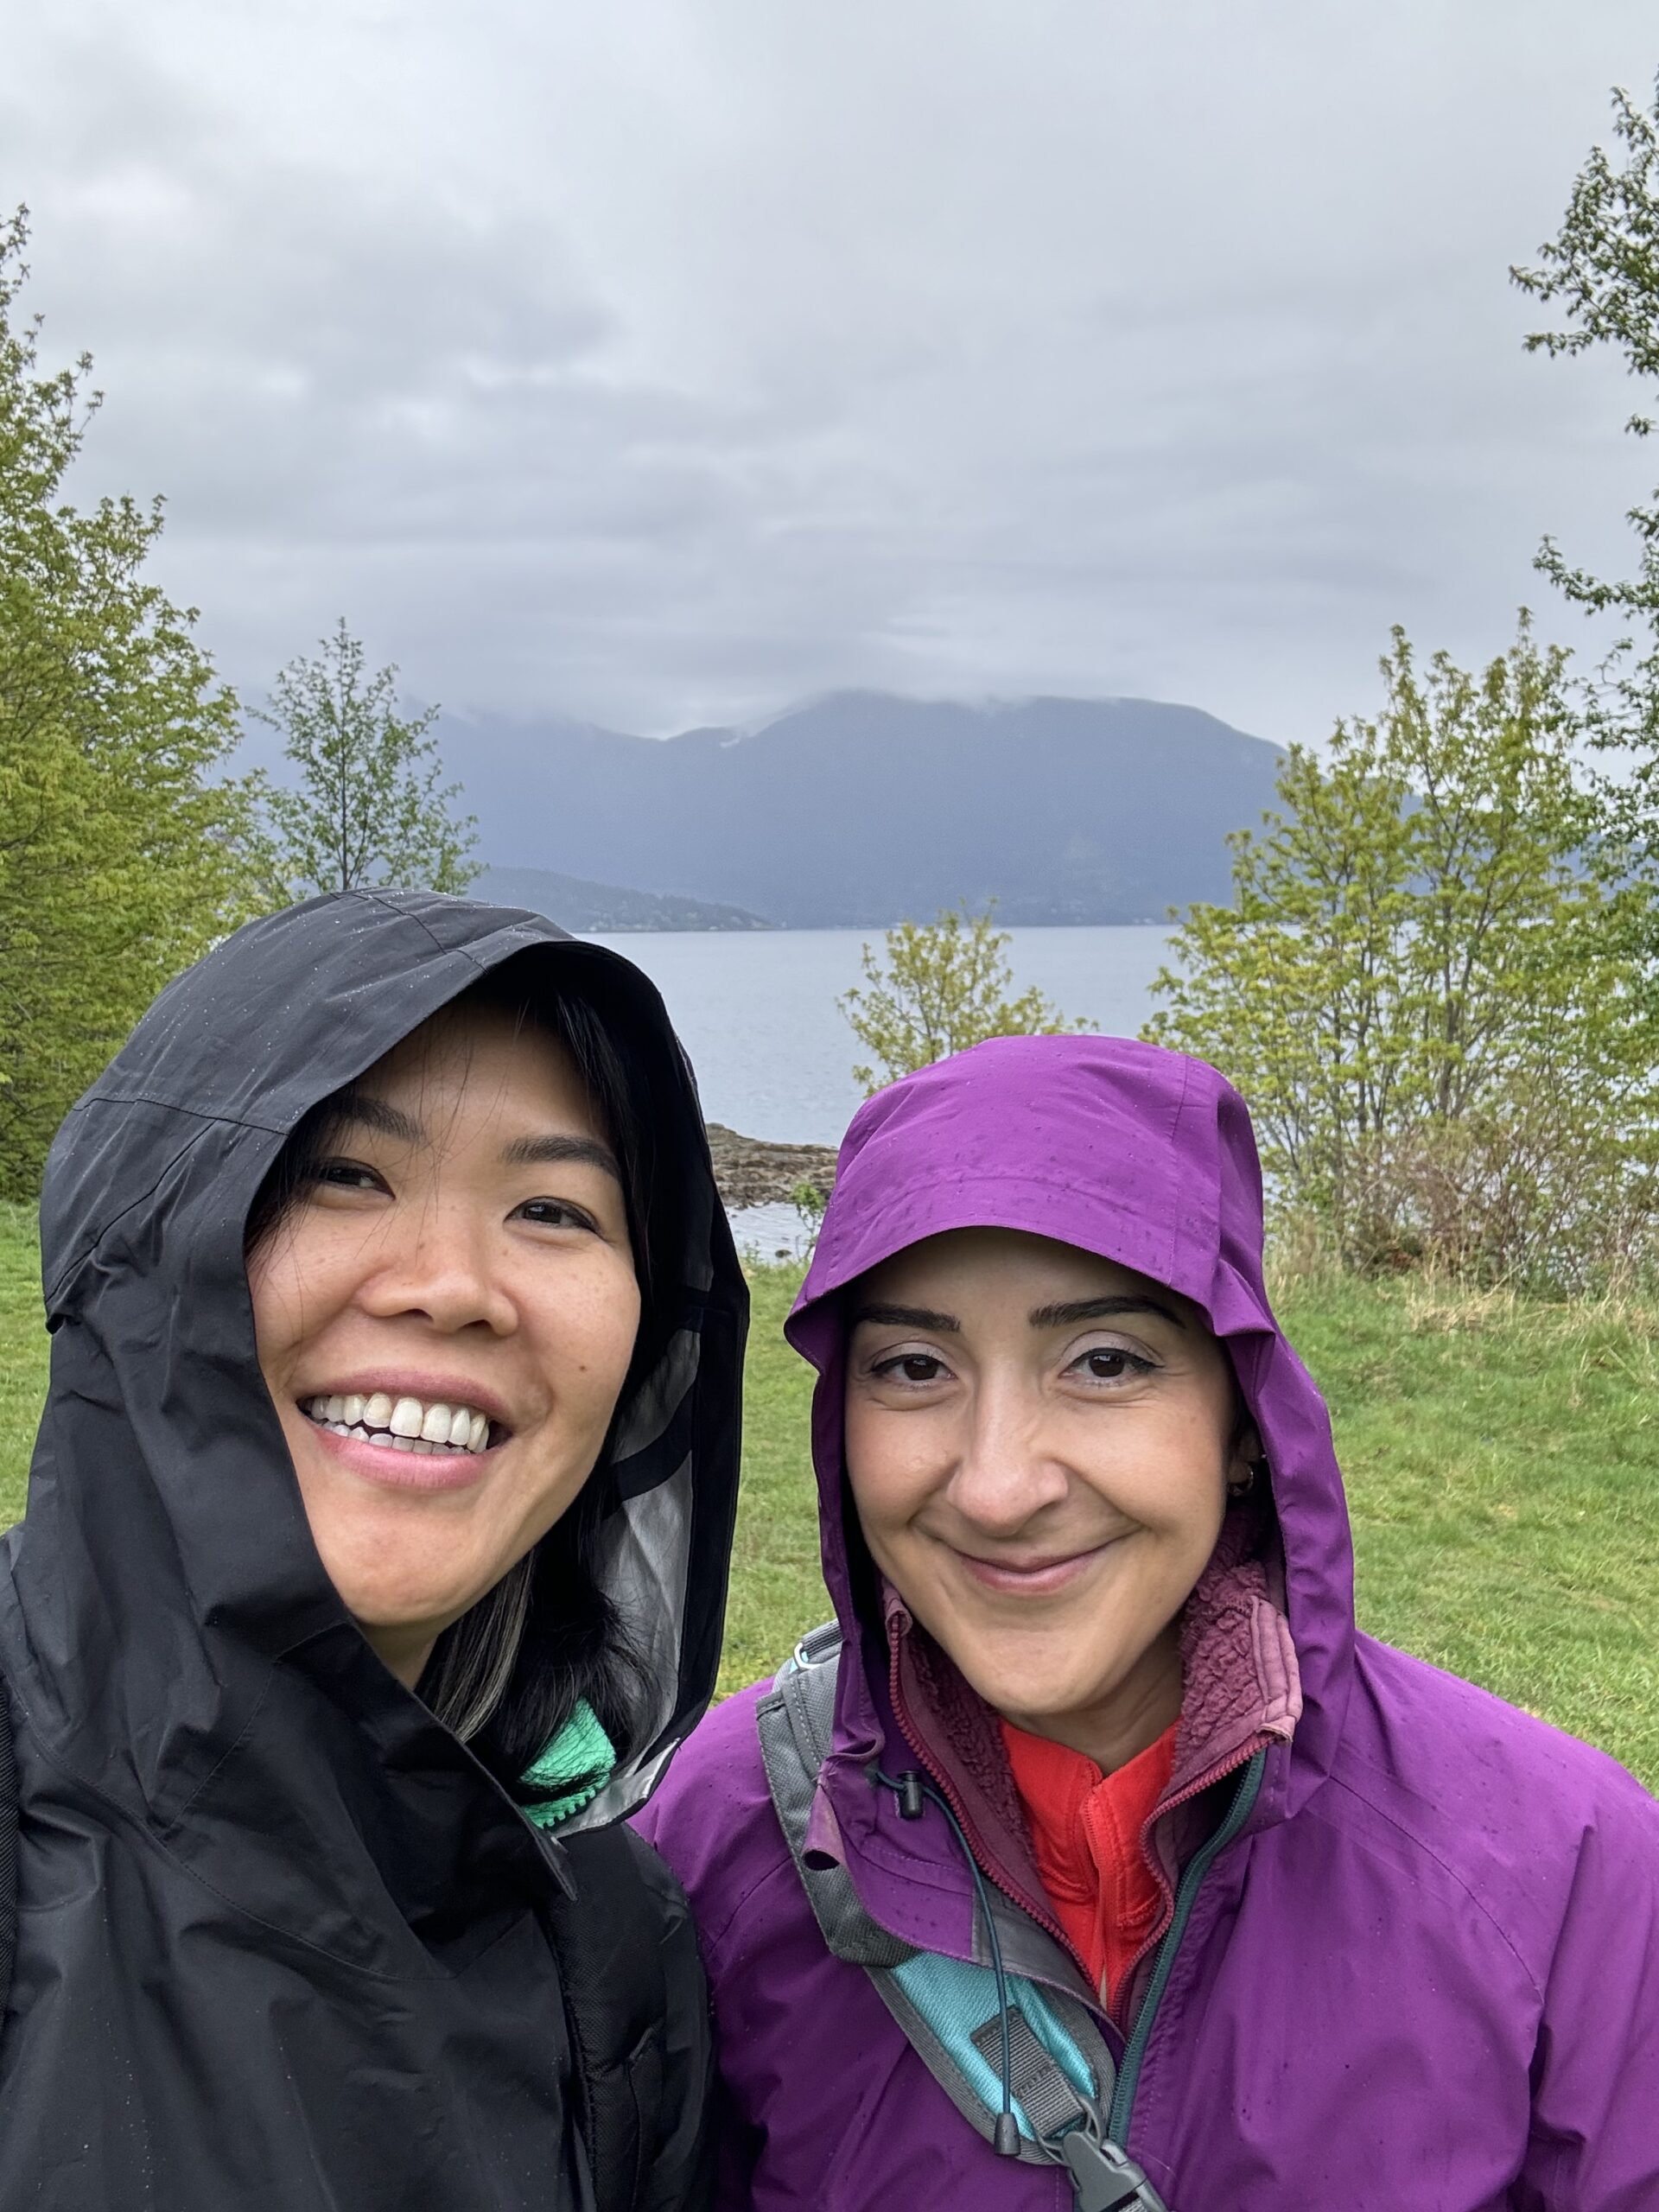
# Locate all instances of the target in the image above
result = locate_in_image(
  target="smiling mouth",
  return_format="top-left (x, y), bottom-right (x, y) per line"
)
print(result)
top-left (301, 1391), bottom-right (504, 1457)
top-left (953, 1539), bottom-right (1117, 1592)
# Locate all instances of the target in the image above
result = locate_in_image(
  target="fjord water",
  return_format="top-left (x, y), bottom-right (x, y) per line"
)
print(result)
top-left (584, 922), bottom-right (1176, 1146)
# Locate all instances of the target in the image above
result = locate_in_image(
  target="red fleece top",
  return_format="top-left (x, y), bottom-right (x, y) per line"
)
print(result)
top-left (1001, 1718), bottom-right (1179, 2009)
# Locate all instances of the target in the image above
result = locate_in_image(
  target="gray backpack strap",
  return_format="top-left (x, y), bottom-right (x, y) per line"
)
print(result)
top-left (757, 1627), bottom-right (1167, 2210)
top-left (755, 1624), bottom-right (914, 1968)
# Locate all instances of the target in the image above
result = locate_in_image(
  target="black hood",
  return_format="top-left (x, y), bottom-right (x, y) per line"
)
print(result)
top-left (3, 888), bottom-right (747, 1950)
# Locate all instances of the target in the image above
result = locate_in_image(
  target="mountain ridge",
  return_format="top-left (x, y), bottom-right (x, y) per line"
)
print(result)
top-left (474, 867), bottom-right (775, 932)
top-left (443, 690), bottom-right (1285, 927)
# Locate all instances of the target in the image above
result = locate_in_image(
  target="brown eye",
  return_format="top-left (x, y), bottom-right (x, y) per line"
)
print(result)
top-left (874, 1352), bottom-right (947, 1385)
top-left (313, 1160), bottom-right (386, 1194)
top-left (514, 1198), bottom-right (599, 1233)
top-left (1071, 1347), bottom-right (1155, 1383)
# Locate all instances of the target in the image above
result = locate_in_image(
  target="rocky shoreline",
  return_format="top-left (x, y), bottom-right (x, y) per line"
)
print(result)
top-left (705, 1122), bottom-right (837, 1211)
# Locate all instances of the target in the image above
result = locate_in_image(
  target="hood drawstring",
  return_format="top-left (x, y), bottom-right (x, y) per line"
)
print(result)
top-left (874, 1766), bottom-right (1021, 2158)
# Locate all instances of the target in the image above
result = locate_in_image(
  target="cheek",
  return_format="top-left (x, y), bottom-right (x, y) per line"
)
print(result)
top-left (530, 1259), bottom-right (642, 1412)
top-left (246, 1229), bottom-right (327, 1374)
top-left (247, 1221), bottom-right (369, 1395)
top-left (1085, 1406), bottom-right (1229, 1548)
top-left (843, 1401), bottom-right (941, 1540)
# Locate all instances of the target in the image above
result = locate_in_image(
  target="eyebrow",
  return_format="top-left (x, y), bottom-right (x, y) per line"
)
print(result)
top-left (334, 1094), bottom-right (423, 1146)
top-left (499, 1133), bottom-right (623, 1181)
top-left (1027, 1294), bottom-right (1187, 1332)
top-left (335, 1098), bottom-right (622, 1182)
top-left (851, 1302), bottom-right (962, 1333)
top-left (850, 1293), bottom-right (1186, 1334)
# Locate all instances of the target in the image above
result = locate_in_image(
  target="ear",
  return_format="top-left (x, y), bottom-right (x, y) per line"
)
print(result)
top-left (1225, 1408), bottom-right (1263, 1497)
top-left (1226, 1389), bottom-right (1261, 1459)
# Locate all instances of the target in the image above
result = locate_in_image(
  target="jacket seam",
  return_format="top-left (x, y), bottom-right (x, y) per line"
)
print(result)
top-left (46, 1120), bottom-right (225, 1309)
top-left (72, 1092), bottom-right (287, 1135)
top-left (872, 1166), bottom-right (1174, 1201)
top-left (1319, 1767), bottom-right (1547, 2003)
top-left (700, 1851), bottom-right (805, 1965)
top-left (1166, 1054), bottom-right (1194, 1276)
top-left (157, 1670), bottom-right (277, 1839)
top-left (352, 888), bottom-right (496, 968)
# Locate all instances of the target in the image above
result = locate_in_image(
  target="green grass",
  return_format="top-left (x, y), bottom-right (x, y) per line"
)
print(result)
top-left (0, 1205), bottom-right (43, 1527)
top-left (2, 1213), bottom-right (1654, 1787)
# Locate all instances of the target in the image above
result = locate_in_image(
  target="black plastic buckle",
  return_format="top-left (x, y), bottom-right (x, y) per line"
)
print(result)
top-left (1057, 2128), bottom-right (1169, 2212)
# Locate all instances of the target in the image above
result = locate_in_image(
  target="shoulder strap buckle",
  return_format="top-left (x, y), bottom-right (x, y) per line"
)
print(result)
top-left (789, 1620), bottom-right (843, 1673)
top-left (1058, 2127), bottom-right (1170, 2212)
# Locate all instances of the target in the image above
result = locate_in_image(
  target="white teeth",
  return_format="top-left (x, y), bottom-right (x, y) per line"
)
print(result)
top-left (389, 1397), bottom-right (424, 1439)
top-left (305, 1389), bottom-right (495, 1452)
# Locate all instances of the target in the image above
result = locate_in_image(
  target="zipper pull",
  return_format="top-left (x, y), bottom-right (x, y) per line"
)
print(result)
top-left (1058, 2128), bottom-right (1169, 2212)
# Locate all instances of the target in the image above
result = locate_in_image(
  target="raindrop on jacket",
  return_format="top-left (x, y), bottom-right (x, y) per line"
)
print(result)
top-left (0, 890), bottom-right (747, 2209)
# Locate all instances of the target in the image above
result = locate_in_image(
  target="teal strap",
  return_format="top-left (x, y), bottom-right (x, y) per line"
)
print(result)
top-left (522, 1700), bottom-right (616, 1827)
top-left (892, 1951), bottom-right (1096, 2142)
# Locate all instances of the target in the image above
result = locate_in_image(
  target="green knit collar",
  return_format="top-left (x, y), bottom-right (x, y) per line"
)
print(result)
top-left (520, 1699), bottom-right (616, 1829)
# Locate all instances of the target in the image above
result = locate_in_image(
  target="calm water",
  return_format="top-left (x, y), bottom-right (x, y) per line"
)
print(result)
top-left (582, 925), bottom-right (1175, 1254)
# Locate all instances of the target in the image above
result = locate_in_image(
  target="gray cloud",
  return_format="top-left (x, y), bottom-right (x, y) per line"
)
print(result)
top-left (3, 0), bottom-right (1656, 754)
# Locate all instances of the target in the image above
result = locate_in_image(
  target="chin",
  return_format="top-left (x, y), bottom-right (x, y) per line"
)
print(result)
top-left (968, 1642), bottom-right (1130, 1733)
top-left (321, 1556), bottom-right (477, 1640)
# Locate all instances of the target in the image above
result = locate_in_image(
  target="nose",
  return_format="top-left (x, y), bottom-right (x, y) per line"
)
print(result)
top-left (944, 1376), bottom-right (1071, 1539)
top-left (355, 1197), bottom-right (517, 1337)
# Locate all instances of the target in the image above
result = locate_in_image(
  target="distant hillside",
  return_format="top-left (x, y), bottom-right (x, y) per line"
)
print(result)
top-left (475, 867), bottom-right (776, 932)
top-left (446, 692), bottom-right (1285, 927)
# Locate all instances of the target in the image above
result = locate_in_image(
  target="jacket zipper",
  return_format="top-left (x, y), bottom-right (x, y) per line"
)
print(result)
top-left (1112, 1732), bottom-right (1275, 2027)
top-left (1106, 1750), bottom-right (1267, 2144)
top-left (887, 1633), bottom-right (1097, 1994)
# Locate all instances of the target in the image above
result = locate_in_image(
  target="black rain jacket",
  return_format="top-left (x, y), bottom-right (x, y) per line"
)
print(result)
top-left (0, 890), bottom-right (747, 2209)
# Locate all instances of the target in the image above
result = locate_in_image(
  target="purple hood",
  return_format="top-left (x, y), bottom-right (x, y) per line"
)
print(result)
top-left (640, 1037), bottom-right (1659, 2209)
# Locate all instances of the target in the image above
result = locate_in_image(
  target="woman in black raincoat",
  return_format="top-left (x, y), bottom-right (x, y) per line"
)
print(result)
top-left (0, 889), bottom-right (747, 2210)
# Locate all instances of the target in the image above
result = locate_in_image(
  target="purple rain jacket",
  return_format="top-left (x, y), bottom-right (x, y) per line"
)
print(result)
top-left (637, 1036), bottom-right (1659, 2210)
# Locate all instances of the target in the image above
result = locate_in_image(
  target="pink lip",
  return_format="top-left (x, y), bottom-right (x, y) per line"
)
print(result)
top-left (953, 1541), bottom-right (1116, 1596)
top-left (298, 1372), bottom-right (516, 1432)
top-left (296, 1419), bottom-right (493, 1494)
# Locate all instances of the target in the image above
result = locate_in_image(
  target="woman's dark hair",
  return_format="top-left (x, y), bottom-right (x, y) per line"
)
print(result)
top-left (246, 949), bottom-right (683, 1811)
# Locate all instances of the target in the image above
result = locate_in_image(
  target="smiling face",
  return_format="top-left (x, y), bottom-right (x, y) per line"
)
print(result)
top-left (246, 1000), bottom-right (642, 1689)
top-left (844, 1226), bottom-right (1253, 1770)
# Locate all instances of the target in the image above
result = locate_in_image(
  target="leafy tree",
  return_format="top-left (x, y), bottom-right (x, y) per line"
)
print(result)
top-left (1147, 624), bottom-right (1658, 1287)
top-left (839, 902), bottom-right (1093, 1095)
top-left (0, 208), bottom-right (260, 1198)
top-left (258, 620), bottom-right (478, 898)
top-left (1513, 77), bottom-right (1659, 895)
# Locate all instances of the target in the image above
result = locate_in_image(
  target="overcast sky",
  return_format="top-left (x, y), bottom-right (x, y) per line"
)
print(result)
top-left (5, 3), bottom-right (1657, 747)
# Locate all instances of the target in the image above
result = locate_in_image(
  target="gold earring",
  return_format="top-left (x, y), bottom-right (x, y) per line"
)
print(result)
top-left (1228, 1458), bottom-right (1265, 1500)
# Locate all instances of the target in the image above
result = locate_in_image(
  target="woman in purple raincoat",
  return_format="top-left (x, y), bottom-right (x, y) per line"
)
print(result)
top-left (638, 1036), bottom-right (1659, 2209)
